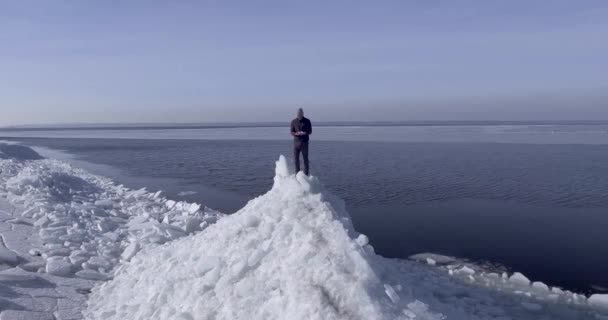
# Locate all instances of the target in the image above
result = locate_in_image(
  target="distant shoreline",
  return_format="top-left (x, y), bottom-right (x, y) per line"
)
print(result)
top-left (2, 120), bottom-right (608, 132)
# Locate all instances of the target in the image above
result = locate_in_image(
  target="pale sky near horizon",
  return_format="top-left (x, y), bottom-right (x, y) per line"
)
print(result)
top-left (1, 1), bottom-right (608, 126)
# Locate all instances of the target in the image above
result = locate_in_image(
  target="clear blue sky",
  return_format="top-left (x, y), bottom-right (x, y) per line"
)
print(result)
top-left (1, 1), bottom-right (607, 126)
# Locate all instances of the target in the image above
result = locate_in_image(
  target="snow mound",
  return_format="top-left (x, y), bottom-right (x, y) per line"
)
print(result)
top-left (85, 155), bottom-right (444, 320)
top-left (0, 142), bottom-right (222, 279)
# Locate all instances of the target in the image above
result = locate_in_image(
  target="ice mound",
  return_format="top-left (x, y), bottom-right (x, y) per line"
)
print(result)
top-left (0, 143), bottom-right (222, 279)
top-left (85, 156), bottom-right (444, 320)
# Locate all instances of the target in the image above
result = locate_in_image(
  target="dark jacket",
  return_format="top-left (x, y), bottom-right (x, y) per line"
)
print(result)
top-left (291, 117), bottom-right (312, 142)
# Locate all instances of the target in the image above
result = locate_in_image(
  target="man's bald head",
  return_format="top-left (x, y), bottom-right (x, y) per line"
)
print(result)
top-left (297, 108), bottom-right (304, 119)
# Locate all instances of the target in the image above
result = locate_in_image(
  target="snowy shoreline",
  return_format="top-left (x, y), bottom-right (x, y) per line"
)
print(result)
top-left (0, 142), bottom-right (221, 319)
top-left (1, 142), bottom-right (607, 319)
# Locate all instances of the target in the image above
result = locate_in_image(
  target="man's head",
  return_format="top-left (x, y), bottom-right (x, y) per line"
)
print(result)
top-left (297, 108), bottom-right (304, 120)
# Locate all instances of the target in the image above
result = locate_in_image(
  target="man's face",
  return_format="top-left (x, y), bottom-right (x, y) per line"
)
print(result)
top-left (297, 109), bottom-right (304, 119)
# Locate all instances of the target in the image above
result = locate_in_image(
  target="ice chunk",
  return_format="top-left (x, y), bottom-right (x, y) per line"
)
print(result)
top-left (0, 246), bottom-right (18, 264)
top-left (356, 234), bottom-right (369, 247)
top-left (7, 217), bottom-right (31, 225)
top-left (21, 206), bottom-right (40, 217)
top-left (455, 266), bottom-right (475, 276)
top-left (95, 199), bottom-right (114, 208)
top-left (0, 273), bottom-right (39, 282)
top-left (19, 261), bottom-right (46, 272)
top-left (589, 294), bottom-right (608, 310)
top-left (165, 200), bottom-right (176, 209)
top-left (0, 310), bottom-right (57, 320)
top-left (46, 248), bottom-right (71, 257)
top-left (69, 255), bottom-right (88, 267)
top-left (184, 217), bottom-right (201, 234)
top-left (121, 242), bottom-right (140, 262)
top-left (186, 203), bottom-right (201, 214)
top-left (274, 155), bottom-right (290, 177)
top-left (384, 284), bottom-right (400, 303)
top-left (165, 227), bottom-right (186, 239)
top-left (409, 253), bottom-right (456, 265)
top-left (46, 259), bottom-right (73, 276)
top-left (531, 281), bottom-right (550, 293)
top-left (76, 270), bottom-right (110, 281)
top-left (103, 232), bottom-right (120, 242)
top-left (509, 272), bottom-right (531, 287)
top-left (87, 256), bottom-right (112, 270)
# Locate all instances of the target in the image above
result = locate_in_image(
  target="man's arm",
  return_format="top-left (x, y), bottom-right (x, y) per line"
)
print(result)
top-left (290, 120), bottom-right (297, 136)
top-left (306, 119), bottom-right (312, 135)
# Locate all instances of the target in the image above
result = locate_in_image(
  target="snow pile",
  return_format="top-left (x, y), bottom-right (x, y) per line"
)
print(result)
top-left (87, 156), bottom-right (608, 320)
top-left (85, 156), bottom-right (445, 320)
top-left (0, 143), bottom-right (221, 280)
top-left (411, 253), bottom-right (595, 307)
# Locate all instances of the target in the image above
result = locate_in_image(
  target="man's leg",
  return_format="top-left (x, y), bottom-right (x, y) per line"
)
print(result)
top-left (302, 141), bottom-right (309, 175)
top-left (294, 142), bottom-right (301, 173)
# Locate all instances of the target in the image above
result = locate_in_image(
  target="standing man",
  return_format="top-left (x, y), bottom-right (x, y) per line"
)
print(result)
top-left (290, 108), bottom-right (312, 175)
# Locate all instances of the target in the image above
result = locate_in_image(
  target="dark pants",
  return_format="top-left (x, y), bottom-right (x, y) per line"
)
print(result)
top-left (294, 141), bottom-right (309, 175)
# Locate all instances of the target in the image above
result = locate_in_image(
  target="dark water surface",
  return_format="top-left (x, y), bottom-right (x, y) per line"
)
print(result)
top-left (6, 137), bottom-right (608, 293)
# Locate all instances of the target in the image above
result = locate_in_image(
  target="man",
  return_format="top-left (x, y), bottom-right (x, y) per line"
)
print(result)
top-left (290, 108), bottom-right (312, 175)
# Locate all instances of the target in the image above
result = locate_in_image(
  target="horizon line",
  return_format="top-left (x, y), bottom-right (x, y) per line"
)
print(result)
top-left (2, 120), bottom-right (608, 131)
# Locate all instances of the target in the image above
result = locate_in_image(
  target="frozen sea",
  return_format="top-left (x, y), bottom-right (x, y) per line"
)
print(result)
top-left (2, 122), bottom-right (608, 294)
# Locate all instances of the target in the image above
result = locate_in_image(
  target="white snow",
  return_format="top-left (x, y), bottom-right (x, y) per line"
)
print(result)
top-left (509, 272), bottom-right (531, 287)
top-left (455, 266), bottom-right (476, 276)
top-left (532, 281), bottom-right (550, 293)
top-left (0, 197), bottom-right (96, 320)
top-left (589, 294), bottom-right (608, 310)
top-left (45, 258), bottom-right (73, 276)
top-left (93, 199), bottom-right (114, 208)
top-left (0, 245), bottom-right (19, 265)
top-left (75, 269), bottom-right (110, 281)
top-left (0, 146), bottom-right (222, 280)
top-left (85, 156), bottom-right (445, 320)
top-left (0, 142), bottom-right (222, 319)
